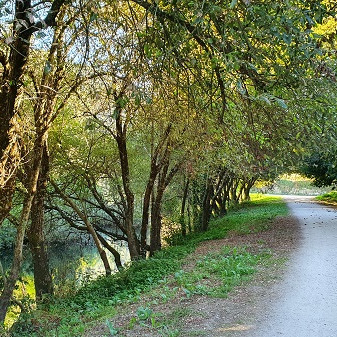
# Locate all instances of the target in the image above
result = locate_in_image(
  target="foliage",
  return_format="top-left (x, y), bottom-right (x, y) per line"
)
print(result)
top-left (301, 152), bottom-right (337, 187)
top-left (316, 191), bottom-right (337, 203)
top-left (253, 174), bottom-right (330, 195)
top-left (166, 194), bottom-right (288, 245)
top-left (0, 221), bottom-right (16, 250)
top-left (105, 320), bottom-right (118, 336)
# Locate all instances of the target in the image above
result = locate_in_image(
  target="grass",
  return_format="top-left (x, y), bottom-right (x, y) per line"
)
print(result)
top-left (10, 194), bottom-right (288, 337)
top-left (316, 191), bottom-right (337, 204)
top-left (173, 246), bottom-right (263, 298)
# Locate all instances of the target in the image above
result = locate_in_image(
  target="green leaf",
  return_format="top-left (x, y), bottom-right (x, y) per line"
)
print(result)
top-left (144, 44), bottom-right (151, 58)
top-left (230, 0), bottom-right (238, 9)
top-left (89, 12), bottom-right (98, 22)
top-left (44, 61), bottom-right (52, 74)
top-left (106, 320), bottom-right (118, 336)
top-left (259, 94), bottom-right (271, 105)
top-left (274, 98), bottom-right (287, 109)
top-left (282, 33), bottom-right (292, 45)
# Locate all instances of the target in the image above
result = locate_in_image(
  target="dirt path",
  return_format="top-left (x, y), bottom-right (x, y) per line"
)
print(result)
top-left (247, 196), bottom-right (337, 337)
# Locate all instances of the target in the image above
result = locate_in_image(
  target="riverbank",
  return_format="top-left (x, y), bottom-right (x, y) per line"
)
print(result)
top-left (8, 195), bottom-right (291, 337)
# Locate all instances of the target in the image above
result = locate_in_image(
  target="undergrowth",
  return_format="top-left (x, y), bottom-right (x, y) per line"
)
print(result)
top-left (10, 194), bottom-right (288, 337)
top-left (316, 191), bottom-right (337, 204)
top-left (173, 246), bottom-right (263, 298)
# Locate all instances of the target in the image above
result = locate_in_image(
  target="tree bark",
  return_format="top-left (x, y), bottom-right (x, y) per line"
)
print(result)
top-left (140, 164), bottom-right (157, 256)
top-left (150, 186), bottom-right (165, 255)
top-left (149, 157), bottom-right (180, 255)
top-left (242, 177), bottom-right (256, 201)
top-left (0, 0), bottom-right (34, 226)
top-left (96, 233), bottom-right (123, 271)
top-left (180, 177), bottom-right (189, 236)
top-left (200, 178), bottom-right (213, 232)
top-left (115, 112), bottom-right (140, 259)
top-left (27, 143), bottom-right (53, 301)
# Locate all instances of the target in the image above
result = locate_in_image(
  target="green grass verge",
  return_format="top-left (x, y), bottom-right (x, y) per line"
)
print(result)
top-left (10, 194), bottom-right (288, 337)
top-left (173, 246), bottom-right (264, 298)
top-left (316, 191), bottom-right (337, 204)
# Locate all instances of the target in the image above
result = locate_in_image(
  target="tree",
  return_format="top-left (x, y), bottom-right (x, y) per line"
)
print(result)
top-left (0, 0), bottom-right (67, 226)
top-left (301, 152), bottom-right (337, 187)
top-left (0, 0), bottom-right (69, 323)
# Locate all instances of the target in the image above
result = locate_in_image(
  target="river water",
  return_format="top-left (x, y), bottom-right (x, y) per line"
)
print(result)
top-left (1, 240), bottom-right (130, 295)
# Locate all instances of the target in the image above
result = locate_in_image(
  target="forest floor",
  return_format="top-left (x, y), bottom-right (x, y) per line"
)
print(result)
top-left (84, 211), bottom-right (301, 337)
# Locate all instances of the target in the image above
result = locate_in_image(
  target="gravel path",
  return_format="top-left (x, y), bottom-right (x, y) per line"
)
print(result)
top-left (84, 196), bottom-right (337, 337)
top-left (250, 196), bottom-right (337, 337)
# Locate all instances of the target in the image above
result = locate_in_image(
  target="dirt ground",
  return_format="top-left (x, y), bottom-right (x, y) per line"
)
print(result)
top-left (84, 215), bottom-right (301, 337)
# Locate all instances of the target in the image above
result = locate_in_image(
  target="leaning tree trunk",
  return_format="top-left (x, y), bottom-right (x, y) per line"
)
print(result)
top-left (96, 233), bottom-right (123, 271)
top-left (27, 143), bottom-right (53, 301)
top-left (0, 133), bottom-right (45, 324)
top-left (51, 182), bottom-right (112, 276)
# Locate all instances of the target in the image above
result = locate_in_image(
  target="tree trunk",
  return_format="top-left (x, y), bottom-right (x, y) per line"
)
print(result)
top-left (0, 175), bottom-right (16, 226)
top-left (27, 143), bottom-right (53, 301)
top-left (96, 233), bottom-right (123, 271)
top-left (229, 178), bottom-right (240, 203)
top-left (242, 178), bottom-right (256, 201)
top-left (0, 134), bottom-right (45, 324)
top-left (0, 0), bottom-right (66, 226)
top-left (150, 193), bottom-right (164, 255)
top-left (149, 157), bottom-right (180, 255)
top-left (150, 169), bottom-right (167, 255)
top-left (140, 164), bottom-right (157, 256)
top-left (51, 182), bottom-right (112, 276)
top-left (180, 177), bottom-right (189, 236)
top-left (115, 113), bottom-right (140, 260)
top-left (0, 0), bottom-right (34, 226)
top-left (200, 178), bottom-right (213, 232)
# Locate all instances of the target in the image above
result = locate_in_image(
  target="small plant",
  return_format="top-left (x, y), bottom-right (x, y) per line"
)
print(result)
top-left (128, 317), bottom-right (137, 329)
top-left (160, 325), bottom-right (180, 337)
top-left (106, 320), bottom-right (118, 336)
top-left (136, 306), bottom-right (153, 321)
top-left (182, 287), bottom-right (192, 298)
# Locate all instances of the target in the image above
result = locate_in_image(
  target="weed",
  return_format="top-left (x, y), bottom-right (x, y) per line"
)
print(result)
top-left (106, 320), bottom-right (118, 336)
top-left (136, 306), bottom-right (153, 321)
top-left (174, 246), bottom-right (260, 298)
top-left (128, 317), bottom-right (137, 329)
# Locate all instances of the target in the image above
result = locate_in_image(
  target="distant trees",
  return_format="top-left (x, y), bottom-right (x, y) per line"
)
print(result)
top-left (301, 152), bottom-right (337, 187)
